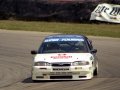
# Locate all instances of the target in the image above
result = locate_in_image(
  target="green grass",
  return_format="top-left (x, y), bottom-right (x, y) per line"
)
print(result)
top-left (0, 20), bottom-right (120, 38)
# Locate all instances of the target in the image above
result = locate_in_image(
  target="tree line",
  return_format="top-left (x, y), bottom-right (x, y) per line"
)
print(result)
top-left (0, 0), bottom-right (119, 22)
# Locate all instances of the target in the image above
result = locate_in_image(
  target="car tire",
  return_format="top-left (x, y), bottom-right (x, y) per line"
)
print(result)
top-left (94, 68), bottom-right (98, 76)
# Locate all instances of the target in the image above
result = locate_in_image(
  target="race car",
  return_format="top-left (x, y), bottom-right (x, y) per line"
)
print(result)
top-left (31, 34), bottom-right (98, 81)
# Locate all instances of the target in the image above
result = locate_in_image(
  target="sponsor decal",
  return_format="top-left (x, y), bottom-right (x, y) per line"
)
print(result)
top-left (44, 38), bottom-right (84, 42)
top-left (44, 38), bottom-right (59, 42)
top-left (90, 3), bottom-right (120, 23)
top-left (51, 54), bottom-right (72, 59)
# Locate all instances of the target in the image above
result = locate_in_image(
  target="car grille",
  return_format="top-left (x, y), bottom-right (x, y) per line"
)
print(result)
top-left (52, 63), bottom-right (71, 67)
top-left (53, 68), bottom-right (69, 71)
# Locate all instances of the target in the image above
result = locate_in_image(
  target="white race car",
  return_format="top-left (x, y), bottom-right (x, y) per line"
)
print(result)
top-left (31, 34), bottom-right (98, 81)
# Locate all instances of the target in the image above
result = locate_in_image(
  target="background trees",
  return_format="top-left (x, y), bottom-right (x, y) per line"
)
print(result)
top-left (0, 0), bottom-right (119, 22)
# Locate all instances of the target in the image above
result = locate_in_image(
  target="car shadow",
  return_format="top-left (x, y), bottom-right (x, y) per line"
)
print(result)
top-left (22, 77), bottom-right (90, 83)
top-left (22, 77), bottom-right (54, 83)
top-left (22, 77), bottom-right (33, 83)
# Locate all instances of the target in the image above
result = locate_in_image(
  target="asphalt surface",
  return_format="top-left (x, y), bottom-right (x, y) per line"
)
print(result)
top-left (0, 30), bottom-right (120, 90)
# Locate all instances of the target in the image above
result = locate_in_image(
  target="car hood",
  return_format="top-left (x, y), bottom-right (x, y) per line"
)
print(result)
top-left (34, 53), bottom-right (93, 63)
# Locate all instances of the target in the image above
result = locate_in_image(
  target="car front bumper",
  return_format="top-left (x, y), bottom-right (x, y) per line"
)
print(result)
top-left (32, 66), bottom-right (94, 80)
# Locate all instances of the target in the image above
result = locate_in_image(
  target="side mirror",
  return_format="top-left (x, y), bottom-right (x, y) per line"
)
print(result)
top-left (31, 50), bottom-right (37, 55)
top-left (91, 49), bottom-right (97, 53)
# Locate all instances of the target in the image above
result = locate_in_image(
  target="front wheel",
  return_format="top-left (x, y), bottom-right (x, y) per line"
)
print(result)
top-left (93, 68), bottom-right (98, 76)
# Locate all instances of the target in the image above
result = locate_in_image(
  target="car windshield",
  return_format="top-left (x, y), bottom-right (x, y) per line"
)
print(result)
top-left (38, 41), bottom-right (89, 53)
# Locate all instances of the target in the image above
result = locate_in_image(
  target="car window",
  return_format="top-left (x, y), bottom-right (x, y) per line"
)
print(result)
top-left (87, 39), bottom-right (93, 50)
top-left (38, 41), bottom-right (89, 53)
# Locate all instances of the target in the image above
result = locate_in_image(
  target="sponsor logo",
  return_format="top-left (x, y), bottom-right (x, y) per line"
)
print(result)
top-left (90, 3), bottom-right (120, 23)
top-left (44, 38), bottom-right (84, 42)
top-left (51, 54), bottom-right (72, 59)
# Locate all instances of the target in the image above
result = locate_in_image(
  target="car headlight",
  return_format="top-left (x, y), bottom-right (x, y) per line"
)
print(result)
top-left (34, 62), bottom-right (51, 66)
top-left (72, 61), bottom-right (89, 66)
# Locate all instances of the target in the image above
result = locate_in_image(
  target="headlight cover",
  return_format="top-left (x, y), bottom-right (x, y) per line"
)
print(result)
top-left (34, 62), bottom-right (51, 66)
top-left (72, 61), bottom-right (89, 66)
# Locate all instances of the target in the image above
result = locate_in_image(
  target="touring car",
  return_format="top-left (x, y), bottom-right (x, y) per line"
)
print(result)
top-left (31, 34), bottom-right (98, 81)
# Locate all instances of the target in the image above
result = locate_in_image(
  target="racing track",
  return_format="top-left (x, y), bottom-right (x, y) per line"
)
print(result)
top-left (0, 30), bottom-right (120, 90)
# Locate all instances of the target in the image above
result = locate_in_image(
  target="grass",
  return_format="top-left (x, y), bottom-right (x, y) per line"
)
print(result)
top-left (0, 20), bottom-right (120, 38)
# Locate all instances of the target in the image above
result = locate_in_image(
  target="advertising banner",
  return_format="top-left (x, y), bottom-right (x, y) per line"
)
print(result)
top-left (90, 3), bottom-right (120, 23)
